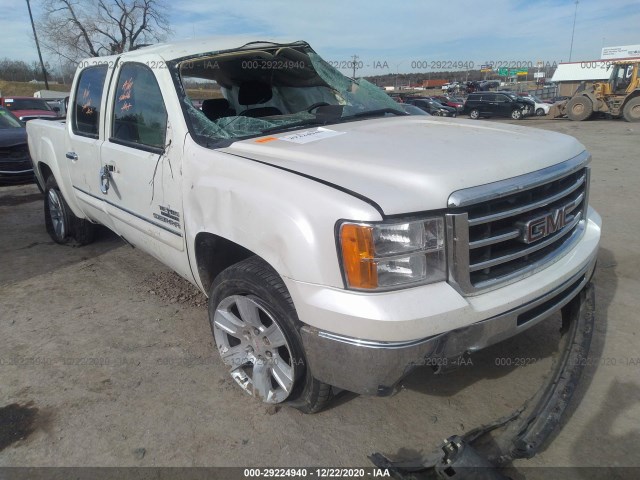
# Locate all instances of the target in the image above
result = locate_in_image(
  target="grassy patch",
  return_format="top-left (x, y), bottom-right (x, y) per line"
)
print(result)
top-left (0, 81), bottom-right (71, 97)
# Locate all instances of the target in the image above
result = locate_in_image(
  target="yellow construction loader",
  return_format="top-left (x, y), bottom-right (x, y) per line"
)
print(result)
top-left (550, 59), bottom-right (640, 122)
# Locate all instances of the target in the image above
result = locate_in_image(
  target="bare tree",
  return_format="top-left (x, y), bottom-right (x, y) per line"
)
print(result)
top-left (38, 0), bottom-right (171, 62)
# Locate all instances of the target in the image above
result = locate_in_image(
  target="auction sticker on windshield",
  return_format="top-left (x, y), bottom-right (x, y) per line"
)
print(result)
top-left (279, 127), bottom-right (345, 145)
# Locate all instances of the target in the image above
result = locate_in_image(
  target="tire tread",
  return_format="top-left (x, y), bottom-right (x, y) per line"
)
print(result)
top-left (44, 175), bottom-right (96, 246)
top-left (210, 256), bottom-right (333, 414)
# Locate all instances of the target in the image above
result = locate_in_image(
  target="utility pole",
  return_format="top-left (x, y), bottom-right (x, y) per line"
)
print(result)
top-left (351, 54), bottom-right (359, 79)
top-left (568, 0), bottom-right (579, 62)
top-left (26, 0), bottom-right (49, 89)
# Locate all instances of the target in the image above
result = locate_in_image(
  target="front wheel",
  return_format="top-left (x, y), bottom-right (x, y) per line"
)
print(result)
top-left (536, 108), bottom-right (545, 116)
top-left (511, 109), bottom-right (523, 120)
top-left (566, 96), bottom-right (593, 121)
top-left (209, 257), bottom-right (332, 413)
top-left (469, 109), bottom-right (480, 119)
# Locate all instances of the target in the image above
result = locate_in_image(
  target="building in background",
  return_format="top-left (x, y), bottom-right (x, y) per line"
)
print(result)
top-left (550, 60), bottom-right (611, 96)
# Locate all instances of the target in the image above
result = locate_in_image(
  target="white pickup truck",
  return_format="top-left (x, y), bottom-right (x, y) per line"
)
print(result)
top-left (28, 38), bottom-right (601, 413)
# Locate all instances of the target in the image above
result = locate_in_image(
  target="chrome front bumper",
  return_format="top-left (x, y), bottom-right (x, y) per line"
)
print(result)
top-left (300, 255), bottom-right (597, 396)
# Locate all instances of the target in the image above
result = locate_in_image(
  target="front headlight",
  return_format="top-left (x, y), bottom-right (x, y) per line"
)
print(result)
top-left (338, 218), bottom-right (446, 291)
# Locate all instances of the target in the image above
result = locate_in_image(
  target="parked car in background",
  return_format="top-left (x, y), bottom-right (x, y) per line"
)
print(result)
top-left (433, 96), bottom-right (464, 112)
top-left (46, 99), bottom-right (68, 117)
top-left (441, 82), bottom-right (460, 93)
top-left (463, 92), bottom-right (534, 120)
top-left (406, 98), bottom-right (457, 117)
top-left (0, 97), bottom-right (59, 122)
top-left (466, 80), bottom-right (500, 94)
top-left (519, 94), bottom-right (551, 116)
top-left (399, 103), bottom-right (430, 115)
top-left (0, 107), bottom-right (33, 184)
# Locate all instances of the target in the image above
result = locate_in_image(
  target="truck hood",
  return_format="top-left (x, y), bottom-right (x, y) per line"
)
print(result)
top-left (222, 116), bottom-right (586, 215)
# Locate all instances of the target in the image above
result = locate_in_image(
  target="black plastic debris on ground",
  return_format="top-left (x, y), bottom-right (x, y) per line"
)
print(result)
top-left (370, 285), bottom-right (596, 480)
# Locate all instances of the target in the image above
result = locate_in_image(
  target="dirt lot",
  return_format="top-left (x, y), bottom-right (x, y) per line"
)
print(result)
top-left (0, 116), bottom-right (638, 475)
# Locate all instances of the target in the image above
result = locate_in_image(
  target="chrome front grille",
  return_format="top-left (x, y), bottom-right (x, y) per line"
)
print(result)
top-left (446, 152), bottom-right (591, 295)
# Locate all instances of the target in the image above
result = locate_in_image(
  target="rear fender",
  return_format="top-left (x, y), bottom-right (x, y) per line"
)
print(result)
top-left (32, 133), bottom-right (85, 218)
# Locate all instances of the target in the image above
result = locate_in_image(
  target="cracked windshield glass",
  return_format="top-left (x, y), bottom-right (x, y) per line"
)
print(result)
top-left (177, 43), bottom-right (404, 142)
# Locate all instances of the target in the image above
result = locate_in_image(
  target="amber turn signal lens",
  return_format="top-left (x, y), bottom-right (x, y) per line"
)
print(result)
top-left (340, 224), bottom-right (378, 289)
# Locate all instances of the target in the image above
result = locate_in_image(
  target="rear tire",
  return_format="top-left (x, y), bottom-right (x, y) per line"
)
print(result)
top-left (208, 256), bottom-right (332, 414)
top-left (44, 176), bottom-right (72, 244)
top-left (44, 176), bottom-right (96, 245)
top-left (566, 96), bottom-right (593, 121)
top-left (536, 108), bottom-right (545, 116)
top-left (622, 97), bottom-right (640, 122)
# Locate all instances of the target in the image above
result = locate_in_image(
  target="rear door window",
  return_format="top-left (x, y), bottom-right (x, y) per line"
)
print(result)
top-left (72, 65), bottom-right (108, 138)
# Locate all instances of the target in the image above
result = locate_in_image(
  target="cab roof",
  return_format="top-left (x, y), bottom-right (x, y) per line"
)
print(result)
top-left (78, 36), bottom-right (306, 65)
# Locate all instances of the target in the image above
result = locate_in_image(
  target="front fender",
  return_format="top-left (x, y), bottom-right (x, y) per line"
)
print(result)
top-left (182, 139), bottom-right (381, 289)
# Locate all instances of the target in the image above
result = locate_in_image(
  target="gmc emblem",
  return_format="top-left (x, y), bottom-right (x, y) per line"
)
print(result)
top-left (517, 199), bottom-right (580, 244)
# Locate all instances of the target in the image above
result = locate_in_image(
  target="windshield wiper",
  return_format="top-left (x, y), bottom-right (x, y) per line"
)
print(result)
top-left (343, 108), bottom-right (407, 119)
top-left (260, 118), bottom-right (328, 135)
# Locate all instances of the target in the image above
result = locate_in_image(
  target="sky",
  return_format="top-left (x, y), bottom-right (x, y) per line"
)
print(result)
top-left (1, 0), bottom-right (639, 76)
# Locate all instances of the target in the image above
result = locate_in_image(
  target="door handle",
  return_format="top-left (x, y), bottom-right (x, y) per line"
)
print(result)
top-left (66, 152), bottom-right (78, 160)
top-left (99, 165), bottom-right (111, 194)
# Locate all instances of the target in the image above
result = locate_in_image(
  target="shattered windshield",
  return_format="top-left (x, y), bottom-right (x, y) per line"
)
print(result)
top-left (176, 44), bottom-right (405, 143)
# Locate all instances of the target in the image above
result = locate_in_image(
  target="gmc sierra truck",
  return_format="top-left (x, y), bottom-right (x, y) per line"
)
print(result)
top-left (27, 39), bottom-right (601, 413)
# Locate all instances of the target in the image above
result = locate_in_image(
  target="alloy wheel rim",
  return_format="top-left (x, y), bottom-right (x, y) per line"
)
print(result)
top-left (213, 295), bottom-right (295, 403)
top-left (47, 189), bottom-right (65, 240)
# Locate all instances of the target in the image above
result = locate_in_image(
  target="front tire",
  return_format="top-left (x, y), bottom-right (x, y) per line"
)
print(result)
top-left (511, 108), bottom-right (523, 120)
top-left (469, 109), bottom-right (480, 119)
top-left (566, 96), bottom-right (593, 121)
top-left (536, 108), bottom-right (545, 116)
top-left (622, 97), bottom-right (640, 122)
top-left (209, 256), bottom-right (332, 413)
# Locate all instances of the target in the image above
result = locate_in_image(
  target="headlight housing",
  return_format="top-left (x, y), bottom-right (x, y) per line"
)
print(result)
top-left (338, 217), bottom-right (446, 291)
